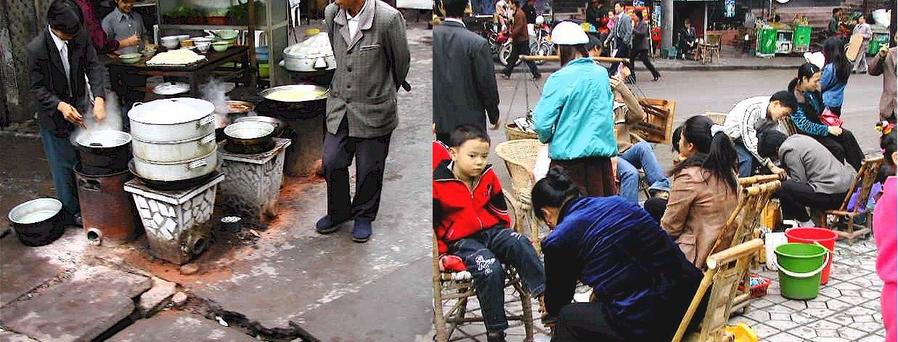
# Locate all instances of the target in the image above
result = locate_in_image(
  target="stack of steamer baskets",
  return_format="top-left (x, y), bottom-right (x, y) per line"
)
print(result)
top-left (127, 98), bottom-right (219, 190)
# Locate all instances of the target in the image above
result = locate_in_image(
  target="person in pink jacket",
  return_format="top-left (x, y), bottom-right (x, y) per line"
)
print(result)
top-left (874, 128), bottom-right (896, 342)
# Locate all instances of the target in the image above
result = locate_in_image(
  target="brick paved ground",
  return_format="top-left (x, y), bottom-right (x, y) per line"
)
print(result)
top-left (431, 237), bottom-right (885, 342)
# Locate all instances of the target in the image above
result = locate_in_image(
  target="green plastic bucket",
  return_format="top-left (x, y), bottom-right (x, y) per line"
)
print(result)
top-left (773, 243), bottom-right (830, 300)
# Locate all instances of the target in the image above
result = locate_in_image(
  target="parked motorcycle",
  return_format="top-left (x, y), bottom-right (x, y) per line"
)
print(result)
top-left (498, 15), bottom-right (554, 67)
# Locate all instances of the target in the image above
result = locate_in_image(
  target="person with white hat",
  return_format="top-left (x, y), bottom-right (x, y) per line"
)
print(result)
top-left (532, 21), bottom-right (618, 197)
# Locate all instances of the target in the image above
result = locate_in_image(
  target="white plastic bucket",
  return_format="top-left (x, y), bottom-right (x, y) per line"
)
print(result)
top-left (765, 232), bottom-right (788, 271)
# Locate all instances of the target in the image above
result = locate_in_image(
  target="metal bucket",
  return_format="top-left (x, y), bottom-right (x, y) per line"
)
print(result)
top-left (75, 166), bottom-right (142, 245)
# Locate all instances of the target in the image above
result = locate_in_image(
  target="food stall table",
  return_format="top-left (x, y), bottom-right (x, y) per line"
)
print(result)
top-left (107, 46), bottom-right (255, 98)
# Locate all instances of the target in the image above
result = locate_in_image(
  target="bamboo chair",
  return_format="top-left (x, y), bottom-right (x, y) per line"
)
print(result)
top-left (672, 239), bottom-right (765, 342)
top-left (704, 112), bottom-right (728, 125)
top-left (815, 156), bottom-right (884, 244)
top-left (713, 177), bottom-right (781, 315)
top-left (431, 233), bottom-right (535, 341)
top-left (495, 139), bottom-right (543, 253)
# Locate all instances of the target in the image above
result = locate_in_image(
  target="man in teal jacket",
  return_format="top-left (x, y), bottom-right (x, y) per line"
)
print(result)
top-left (533, 21), bottom-right (618, 196)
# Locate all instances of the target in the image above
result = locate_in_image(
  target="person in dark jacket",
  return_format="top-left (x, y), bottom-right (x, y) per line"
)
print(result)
top-left (434, 125), bottom-right (545, 342)
top-left (433, 0), bottom-right (501, 145)
top-left (522, 0), bottom-right (537, 24)
top-left (27, 0), bottom-right (109, 225)
top-left (533, 167), bottom-right (705, 341)
top-left (608, 1), bottom-right (633, 77)
top-left (629, 9), bottom-right (660, 81)
top-left (584, 0), bottom-right (603, 33)
top-left (677, 18), bottom-right (697, 59)
top-left (501, 0), bottom-right (540, 79)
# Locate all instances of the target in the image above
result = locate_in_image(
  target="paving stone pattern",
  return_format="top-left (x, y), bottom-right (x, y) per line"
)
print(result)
top-left (436, 239), bottom-right (886, 341)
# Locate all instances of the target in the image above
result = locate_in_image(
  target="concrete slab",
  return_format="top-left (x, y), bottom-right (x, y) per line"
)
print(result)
top-left (0, 331), bottom-right (39, 342)
top-left (108, 311), bottom-right (257, 342)
top-left (0, 267), bottom-right (151, 342)
top-left (0, 235), bottom-right (63, 307)
top-left (137, 277), bottom-right (177, 317)
top-left (0, 285), bottom-right (135, 342)
top-left (297, 257), bottom-right (434, 340)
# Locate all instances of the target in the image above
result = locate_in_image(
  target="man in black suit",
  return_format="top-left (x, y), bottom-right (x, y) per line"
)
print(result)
top-left (432, 0), bottom-right (500, 144)
top-left (27, 0), bottom-right (109, 225)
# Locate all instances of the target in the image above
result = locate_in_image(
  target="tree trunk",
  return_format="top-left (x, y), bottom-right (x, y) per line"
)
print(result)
top-left (662, 0), bottom-right (673, 49)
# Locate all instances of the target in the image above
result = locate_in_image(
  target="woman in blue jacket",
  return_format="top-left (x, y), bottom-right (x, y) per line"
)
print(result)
top-left (789, 62), bottom-right (864, 170)
top-left (820, 37), bottom-right (852, 116)
top-left (533, 21), bottom-right (618, 196)
top-left (532, 167), bottom-right (706, 341)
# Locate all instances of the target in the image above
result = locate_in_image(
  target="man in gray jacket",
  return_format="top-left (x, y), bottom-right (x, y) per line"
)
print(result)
top-left (432, 0), bottom-right (500, 144)
top-left (609, 0), bottom-right (632, 77)
top-left (758, 130), bottom-right (857, 227)
top-left (319, 0), bottom-right (410, 243)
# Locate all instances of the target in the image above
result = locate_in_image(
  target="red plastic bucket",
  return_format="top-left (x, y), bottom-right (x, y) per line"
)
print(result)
top-left (785, 227), bottom-right (838, 285)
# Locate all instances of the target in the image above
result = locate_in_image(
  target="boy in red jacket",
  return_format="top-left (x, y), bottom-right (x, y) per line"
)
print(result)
top-left (433, 124), bottom-right (545, 342)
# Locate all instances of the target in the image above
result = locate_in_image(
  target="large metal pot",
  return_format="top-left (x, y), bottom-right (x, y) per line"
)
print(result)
top-left (7, 198), bottom-right (65, 247)
top-left (132, 132), bottom-right (217, 163)
top-left (223, 121), bottom-right (275, 154)
top-left (283, 38), bottom-right (336, 72)
top-left (257, 84), bottom-right (329, 120)
top-left (128, 98), bottom-right (217, 142)
top-left (74, 130), bottom-right (133, 175)
top-left (234, 116), bottom-right (285, 137)
top-left (132, 149), bottom-right (218, 183)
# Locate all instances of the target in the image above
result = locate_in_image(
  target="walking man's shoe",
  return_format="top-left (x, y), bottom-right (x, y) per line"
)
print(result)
top-left (352, 218), bottom-right (373, 243)
top-left (316, 215), bottom-right (349, 234)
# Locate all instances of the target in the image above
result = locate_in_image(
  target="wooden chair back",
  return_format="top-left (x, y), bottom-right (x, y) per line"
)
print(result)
top-left (672, 239), bottom-right (765, 342)
top-left (711, 178), bottom-right (781, 257)
top-left (834, 156), bottom-right (884, 214)
top-left (635, 98), bottom-right (677, 144)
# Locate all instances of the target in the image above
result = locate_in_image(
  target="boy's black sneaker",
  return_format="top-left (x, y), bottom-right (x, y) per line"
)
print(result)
top-left (352, 218), bottom-right (372, 243)
top-left (315, 215), bottom-right (350, 234)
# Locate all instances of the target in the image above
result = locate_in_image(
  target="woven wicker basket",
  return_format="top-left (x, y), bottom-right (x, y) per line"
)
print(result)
top-left (495, 139), bottom-right (541, 198)
top-left (505, 123), bottom-right (538, 141)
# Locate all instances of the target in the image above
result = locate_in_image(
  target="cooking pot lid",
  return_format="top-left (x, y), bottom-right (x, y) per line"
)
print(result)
top-left (75, 130), bottom-right (132, 148)
top-left (128, 97), bottom-right (216, 125)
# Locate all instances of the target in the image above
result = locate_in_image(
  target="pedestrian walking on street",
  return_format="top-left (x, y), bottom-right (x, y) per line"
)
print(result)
top-left (852, 14), bottom-right (873, 74)
top-left (501, 0), bottom-right (540, 79)
top-left (532, 21), bottom-right (618, 196)
top-left (608, 1), bottom-right (633, 78)
top-left (869, 36), bottom-right (896, 122)
top-left (27, 0), bottom-right (109, 226)
top-left (433, 0), bottom-right (501, 145)
top-left (318, 0), bottom-right (410, 243)
top-left (628, 9), bottom-right (660, 82)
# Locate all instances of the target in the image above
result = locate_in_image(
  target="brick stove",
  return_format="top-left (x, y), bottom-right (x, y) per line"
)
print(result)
top-left (217, 138), bottom-right (292, 225)
top-left (124, 173), bottom-right (224, 264)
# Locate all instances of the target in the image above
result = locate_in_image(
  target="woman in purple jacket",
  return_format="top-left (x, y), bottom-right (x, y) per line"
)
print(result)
top-left (533, 167), bottom-right (705, 341)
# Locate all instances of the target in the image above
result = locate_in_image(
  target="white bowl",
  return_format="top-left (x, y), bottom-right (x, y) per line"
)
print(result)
top-left (161, 36), bottom-right (179, 49)
top-left (193, 37), bottom-right (213, 44)
top-left (176, 34), bottom-right (190, 41)
top-left (196, 42), bottom-right (211, 52)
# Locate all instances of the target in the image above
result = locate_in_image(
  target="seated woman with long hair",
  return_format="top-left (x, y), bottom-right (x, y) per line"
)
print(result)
top-left (788, 62), bottom-right (865, 170)
top-left (533, 167), bottom-right (705, 342)
top-left (643, 115), bottom-right (740, 268)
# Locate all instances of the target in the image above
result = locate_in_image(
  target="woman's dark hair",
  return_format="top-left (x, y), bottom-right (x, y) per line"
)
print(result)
top-left (757, 128), bottom-right (788, 160)
top-left (559, 44), bottom-right (590, 66)
top-left (441, 0), bottom-right (467, 17)
top-left (822, 37), bottom-right (851, 83)
top-left (671, 125), bottom-right (684, 153)
top-left (531, 167), bottom-right (583, 221)
top-left (787, 62), bottom-right (821, 93)
top-left (47, 0), bottom-right (83, 35)
top-left (882, 130), bottom-right (897, 168)
top-left (634, 9), bottom-right (643, 21)
top-left (670, 115), bottom-right (739, 193)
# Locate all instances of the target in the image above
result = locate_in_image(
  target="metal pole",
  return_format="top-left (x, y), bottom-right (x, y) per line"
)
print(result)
top-left (662, 0), bottom-right (673, 49)
top-left (703, 2), bottom-right (708, 41)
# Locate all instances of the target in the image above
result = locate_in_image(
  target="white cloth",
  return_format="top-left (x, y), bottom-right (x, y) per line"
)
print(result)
top-left (346, 0), bottom-right (372, 40)
top-left (49, 26), bottom-right (70, 80)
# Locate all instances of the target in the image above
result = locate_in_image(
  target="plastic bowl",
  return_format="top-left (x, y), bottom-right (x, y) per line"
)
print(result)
top-left (215, 29), bottom-right (239, 40)
top-left (212, 41), bottom-right (229, 52)
top-left (119, 53), bottom-right (142, 64)
top-left (196, 42), bottom-right (211, 53)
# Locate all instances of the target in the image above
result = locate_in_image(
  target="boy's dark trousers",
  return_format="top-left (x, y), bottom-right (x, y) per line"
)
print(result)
top-left (448, 227), bottom-right (545, 333)
top-left (323, 116), bottom-right (392, 222)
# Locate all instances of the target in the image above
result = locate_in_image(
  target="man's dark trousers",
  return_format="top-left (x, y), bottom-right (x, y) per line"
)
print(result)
top-left (323, 117), bottom-right (392, 222)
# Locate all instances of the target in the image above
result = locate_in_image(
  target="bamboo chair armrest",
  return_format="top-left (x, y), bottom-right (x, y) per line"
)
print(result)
top-left (706, 239), bottom-right (764, 270)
